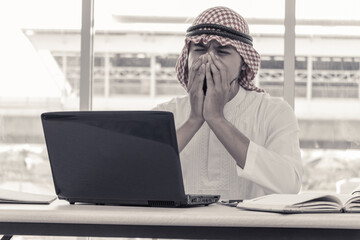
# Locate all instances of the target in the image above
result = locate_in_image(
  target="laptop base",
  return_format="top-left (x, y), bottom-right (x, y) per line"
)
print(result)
top-left (62, 194), bottom-right (220, 208)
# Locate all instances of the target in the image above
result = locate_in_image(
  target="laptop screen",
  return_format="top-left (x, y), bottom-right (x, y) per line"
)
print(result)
top-left (41, 111), bottom-right (186, 205)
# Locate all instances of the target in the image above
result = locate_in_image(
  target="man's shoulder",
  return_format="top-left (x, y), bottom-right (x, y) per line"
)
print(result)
top-left (256, 92), bottom-right (293, 112)
top-left (154, 95), bottom-right (189, 111)
top-left (245, 91), bottom-right (294, 120)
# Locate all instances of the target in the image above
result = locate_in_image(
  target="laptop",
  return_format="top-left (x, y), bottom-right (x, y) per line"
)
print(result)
top-left (41, 111), bottom-right (220, 207)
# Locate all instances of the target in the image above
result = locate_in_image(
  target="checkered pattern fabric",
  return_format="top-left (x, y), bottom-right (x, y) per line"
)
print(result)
top-left (175, 6), bottom-right (264, 92)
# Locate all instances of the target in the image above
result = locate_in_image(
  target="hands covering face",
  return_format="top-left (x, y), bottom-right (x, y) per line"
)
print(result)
top-left (187, 51), bottom-right (239, 123)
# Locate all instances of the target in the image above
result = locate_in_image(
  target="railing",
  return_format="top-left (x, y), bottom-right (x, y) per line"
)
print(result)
top-left (62, 66), bottom-right (360, 99)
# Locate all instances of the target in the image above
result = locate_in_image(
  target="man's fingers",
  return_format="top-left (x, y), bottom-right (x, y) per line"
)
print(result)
top-left (187, 57), bottom-right (202, 90)
top-left (210, 52), bottom-right (229, 89)
top-left (191, 55), bottom-right (207, 93)
top-left (205, 62), bottom-right (214, 90)
top-left (208, 58), bottom-right (221, 89)
top-left (193, 63), bottom-right (205, 91)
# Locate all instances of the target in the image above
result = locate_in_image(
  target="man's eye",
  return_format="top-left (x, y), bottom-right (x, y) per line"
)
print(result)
top-left (194, 48), bottom-right (206, 52)
top-left (218, 50), bottom-right (230, 54)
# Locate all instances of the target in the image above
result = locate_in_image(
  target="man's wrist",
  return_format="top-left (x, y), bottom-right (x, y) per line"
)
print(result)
top-left (205, 115), bottom-right (226, 128)
top-left (187, 116), bottom-right (205, 128)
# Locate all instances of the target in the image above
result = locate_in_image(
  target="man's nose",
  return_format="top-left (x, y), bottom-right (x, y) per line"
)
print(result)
top-left (207, 41), bottom-right (218, 50)
top-left (199, 53), bottom-right (211, 64)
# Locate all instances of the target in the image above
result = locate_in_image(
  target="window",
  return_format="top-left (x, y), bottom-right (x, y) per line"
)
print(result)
top-left (0, 0), bottom-right (81, 194)
top-left (2, 0), bottom-right (360, 219)
top-left (91, 0), bottom-right (285, 110)
top-left (295, 0), bottom-right (360, 193)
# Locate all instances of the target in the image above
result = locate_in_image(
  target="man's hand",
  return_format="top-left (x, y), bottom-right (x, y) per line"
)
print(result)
top-left (176, 55), bottom-right (207, 152)
top-left (187, 55), bottom-right (207, 124)
top-left (201, 52), bottom-right (248, 168)
top-left (203, 52), bottom-right (238, 122)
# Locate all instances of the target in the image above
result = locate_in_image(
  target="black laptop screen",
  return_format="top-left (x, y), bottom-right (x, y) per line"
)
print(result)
top-left (41, 111), bottom-right (186, 203)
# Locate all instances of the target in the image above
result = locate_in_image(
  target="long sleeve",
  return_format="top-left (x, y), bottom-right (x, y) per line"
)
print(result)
top-left (152, 89), bottom-right (303, 200)
top-left (237, 101), bottom-right (303, 194)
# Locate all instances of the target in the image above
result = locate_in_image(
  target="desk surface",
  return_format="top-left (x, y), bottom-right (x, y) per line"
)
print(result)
top-left (0, 200), bottom-right (359, 228)
top-left (1, 200), bottom-right (360, 239)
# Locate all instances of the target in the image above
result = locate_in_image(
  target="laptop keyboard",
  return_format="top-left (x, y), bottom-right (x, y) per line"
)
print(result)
top-left (187, 194), bottom-right (220, 205)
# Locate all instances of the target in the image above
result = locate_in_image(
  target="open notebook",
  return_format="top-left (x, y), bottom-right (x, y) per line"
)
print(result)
top-left (236, 187), bottom-right (360, 214)
top-left (0, 188), bottom-right (56, 204)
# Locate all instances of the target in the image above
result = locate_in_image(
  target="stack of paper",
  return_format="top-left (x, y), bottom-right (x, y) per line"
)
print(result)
top-left (0, 188), bottom-right (57, 204)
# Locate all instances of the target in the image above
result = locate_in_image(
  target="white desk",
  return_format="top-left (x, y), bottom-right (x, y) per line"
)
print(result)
top-left (1, 200), bottom-right (360, 239)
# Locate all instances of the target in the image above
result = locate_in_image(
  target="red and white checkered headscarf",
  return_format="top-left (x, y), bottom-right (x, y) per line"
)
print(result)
top-left (175, 6), bottom-right (264, 92)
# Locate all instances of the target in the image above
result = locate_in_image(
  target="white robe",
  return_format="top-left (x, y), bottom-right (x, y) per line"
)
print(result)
top-left (153, 87), bottom-right (303, 200)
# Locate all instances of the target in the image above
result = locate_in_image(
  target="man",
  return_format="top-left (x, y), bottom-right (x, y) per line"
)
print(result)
top-left (153, 6), bottom-right (303, 200)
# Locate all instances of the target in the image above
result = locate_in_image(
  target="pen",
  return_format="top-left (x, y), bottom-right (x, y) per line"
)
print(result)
top-left (219, 199), bottom-right (243, 207)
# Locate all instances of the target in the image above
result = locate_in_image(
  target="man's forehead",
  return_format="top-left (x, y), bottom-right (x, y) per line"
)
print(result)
top-left (190, 40), bottom-right (232, 48)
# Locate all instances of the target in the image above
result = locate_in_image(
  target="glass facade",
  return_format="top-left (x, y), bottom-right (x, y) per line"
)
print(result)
top-left (1, 1), bottom-right (360, 238)
top-left (295, 0), bottom-right (360, 193)
top-left (2, 0), bottom-right (360, 195)
top-left (0, 0), bottom-right (81, 195)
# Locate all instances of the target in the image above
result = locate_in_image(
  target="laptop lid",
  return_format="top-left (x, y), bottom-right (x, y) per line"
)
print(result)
top-left (41, 111), bottom-right (187, 206)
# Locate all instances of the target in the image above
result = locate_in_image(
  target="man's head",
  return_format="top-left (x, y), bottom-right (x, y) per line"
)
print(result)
top-left (188, 40), bottom-right (244, 89)
top-left (176, 6), bottom-right (263, 92)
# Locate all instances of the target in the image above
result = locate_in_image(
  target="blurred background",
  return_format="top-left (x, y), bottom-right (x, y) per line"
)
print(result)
top-left (1, 0), bottom-right (360, 214)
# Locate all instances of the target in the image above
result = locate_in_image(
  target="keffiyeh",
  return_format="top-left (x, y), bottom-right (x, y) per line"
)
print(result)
top-left (175, 6), bottom-right (264, 92)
